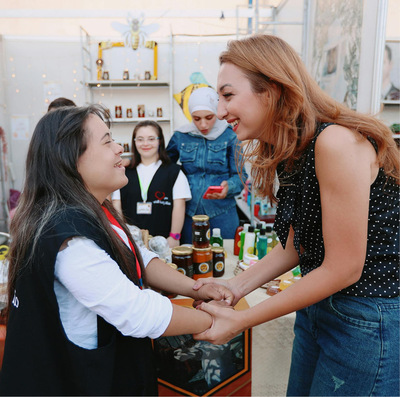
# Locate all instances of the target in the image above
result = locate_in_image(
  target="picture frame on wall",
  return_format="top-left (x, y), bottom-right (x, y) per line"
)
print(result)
top-left (306, 0), bottom-right (388, 114)
top-left (381, 40), bottom-right (400, 104)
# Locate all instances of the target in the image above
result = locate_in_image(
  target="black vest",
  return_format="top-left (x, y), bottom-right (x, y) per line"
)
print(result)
top-left (121, 163), bottom-right (180, 237)
top-left (0, 208), bottom-right (158, 396)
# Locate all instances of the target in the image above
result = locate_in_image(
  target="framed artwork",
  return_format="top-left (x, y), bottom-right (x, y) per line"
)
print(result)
top-left (306, 0), bottom-right (388, 113)
top-left (381, 40), bottom-right (400, 104)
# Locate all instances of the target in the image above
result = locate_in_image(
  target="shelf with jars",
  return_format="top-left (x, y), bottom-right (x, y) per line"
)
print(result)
top-left (80, 28), bottom-right (174, 143)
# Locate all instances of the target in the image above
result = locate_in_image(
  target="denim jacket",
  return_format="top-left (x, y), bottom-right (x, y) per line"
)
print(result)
top-left (167, 126), bottom-right (247, 218)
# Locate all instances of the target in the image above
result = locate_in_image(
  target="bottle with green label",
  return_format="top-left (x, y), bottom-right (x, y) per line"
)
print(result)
top-left (239, 223), bottom-right (250, 260)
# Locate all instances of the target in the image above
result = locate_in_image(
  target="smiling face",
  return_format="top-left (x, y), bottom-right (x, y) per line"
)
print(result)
top-left (77, 114), bottom-right (127, 203)
top-left (134, 125), bottom-right (160, 163)
top-left (217, 62), bottom-right (270, 142)
top-left (192, 110), bottom-right (217, 135)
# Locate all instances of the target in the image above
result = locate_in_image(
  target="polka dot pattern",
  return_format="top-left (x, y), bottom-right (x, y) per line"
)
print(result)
top-left (274, 123), bottom-right (399, 298)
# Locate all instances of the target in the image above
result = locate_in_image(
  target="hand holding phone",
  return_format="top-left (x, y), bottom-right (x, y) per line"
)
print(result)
top-left (203, 185), bottom-right (224, 199)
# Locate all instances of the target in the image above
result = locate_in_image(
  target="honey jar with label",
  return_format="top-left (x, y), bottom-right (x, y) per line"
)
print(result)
top-left (171, 246), bottom-right (193, 278)
top-left (192, 246), bottom-right (212, 280)
top-left (212, 246), bottom-right (225, 277)
top-left (192, 215), bottom-right (210, 248)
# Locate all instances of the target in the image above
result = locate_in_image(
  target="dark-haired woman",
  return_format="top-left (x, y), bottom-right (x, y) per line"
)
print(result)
top-left (112, 120), bottom-right (191, 248)
top-left (0, 105), bottom-right (232, 395)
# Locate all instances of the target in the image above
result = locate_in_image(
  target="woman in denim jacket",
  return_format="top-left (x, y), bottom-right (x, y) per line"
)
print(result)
top-left (167, 87), bottom-right (247, 243)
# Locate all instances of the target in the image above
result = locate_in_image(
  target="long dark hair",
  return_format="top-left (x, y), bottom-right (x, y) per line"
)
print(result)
top-left (220, 34), bottom-right (399, 201)
top-left (6, 105), bottom-right (146, 317)
top-left (129, 120), bottom-right (170, 168)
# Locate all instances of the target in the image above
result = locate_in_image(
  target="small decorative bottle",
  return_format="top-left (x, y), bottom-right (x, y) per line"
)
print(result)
top-left (238, 223), bottom-right (250, 261)
top-left (233, 220), bottom-right (245, 256)
top-left (243, 226), bottom-right (256, 256)
top-left (210, 228), bottom-right (223, 247)
top-left (256, 229), bottom-right (268, 259)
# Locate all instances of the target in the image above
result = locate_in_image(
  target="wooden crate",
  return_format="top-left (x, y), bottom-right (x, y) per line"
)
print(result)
top-left (155, 298), bottom-right (251, 396)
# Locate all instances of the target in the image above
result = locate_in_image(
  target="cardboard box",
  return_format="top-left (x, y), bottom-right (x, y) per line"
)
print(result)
top-left (155, 298), bottom-right (251, 396)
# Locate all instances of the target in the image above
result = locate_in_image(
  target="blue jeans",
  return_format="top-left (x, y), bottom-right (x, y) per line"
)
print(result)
top-left (286, 293), bottom-right (400, 396)
top-left (181, 205), bottom-right (239, 244)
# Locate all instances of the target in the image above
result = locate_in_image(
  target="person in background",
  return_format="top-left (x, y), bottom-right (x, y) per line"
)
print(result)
top-left (47, 97), bottom-right (76, 112)
top-left (193, 35), bottom-right (399, 396)
top-left (167, 87), bottom-right (247, 244)
top-left (381, 44), bottom-right (400, 101)
top-left (112, 120), bottom-right (191, 248)
top-left (0, 105), bottom-right (233, 395)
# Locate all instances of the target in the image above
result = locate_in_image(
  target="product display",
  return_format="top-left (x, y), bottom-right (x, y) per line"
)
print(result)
top-left (192, 215), bottom-right (210, 248)
top-left (171, 246), bottom-right (193, 278)
top-left (115, 106), bottom-right (122, 118)
top-left (212, 246), bottom-right (225, 277)
top-left (210, 228), bottom-right (223, 247)
top-left (233, 220), bottom-right (245, 256)
top-left (138, 104), bottom-right (145, 118)
top-left (192, 246), bottom-right (212, 279)
top-left (238, 223), bottom-right (250, 260)
top-left (256, 229), bottom-right (268, 259)
top-left (242, 226), bottom-right (255, 255)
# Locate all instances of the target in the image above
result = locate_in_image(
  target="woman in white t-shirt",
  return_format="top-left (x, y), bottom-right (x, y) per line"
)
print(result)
top-left (112, 120), bottom-right (191, 248)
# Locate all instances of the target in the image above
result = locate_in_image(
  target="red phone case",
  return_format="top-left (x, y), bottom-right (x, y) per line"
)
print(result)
top-left (203, 186), bottom-right (223, 199)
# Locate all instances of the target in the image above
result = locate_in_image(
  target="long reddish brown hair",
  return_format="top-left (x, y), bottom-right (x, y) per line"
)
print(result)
top-left (220, 34), bottom-right (399, 201)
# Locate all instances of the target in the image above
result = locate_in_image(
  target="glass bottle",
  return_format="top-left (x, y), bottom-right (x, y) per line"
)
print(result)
top-left (210, 228), bottom-right (223, 247)
top-left (192, 215), bottom-right (210, 248)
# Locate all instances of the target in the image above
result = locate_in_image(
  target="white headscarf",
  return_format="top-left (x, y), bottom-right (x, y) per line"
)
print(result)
top-left (175, 87), bottom-right (228, 140)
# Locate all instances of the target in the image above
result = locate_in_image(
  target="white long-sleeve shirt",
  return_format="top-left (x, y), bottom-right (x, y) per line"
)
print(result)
top-left (54, 225), bottom-right (173, 349)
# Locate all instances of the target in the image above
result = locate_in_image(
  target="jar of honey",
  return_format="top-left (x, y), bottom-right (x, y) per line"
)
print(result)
top-left (212, 247), bottom-right (225, 277)
top-left (192, 215), bottom-right (210, 248)
top-left (192, 246), bottom-right (212, 280)
top-left (171, 246), bottom-right (193, 278)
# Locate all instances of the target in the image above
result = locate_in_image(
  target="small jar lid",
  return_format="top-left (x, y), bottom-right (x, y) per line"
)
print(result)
top-left (192, 215), bottom-right (209, 222)
top-left (243, 253), bottom-right (258, 265)
top-left (211, 247), bottom-right (224, 253)
top-left (193, 245), bottom-right (212, 252)
top-left (171, 246), bottom-right (193, 255)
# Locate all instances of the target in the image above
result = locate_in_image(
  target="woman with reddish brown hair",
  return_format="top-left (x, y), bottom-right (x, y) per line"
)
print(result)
top-left (194, 34), bottom-right (399, 396)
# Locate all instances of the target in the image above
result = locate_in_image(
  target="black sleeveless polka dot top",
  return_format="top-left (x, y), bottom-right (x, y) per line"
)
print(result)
top-left (274, 123), bottom-right (399, 298)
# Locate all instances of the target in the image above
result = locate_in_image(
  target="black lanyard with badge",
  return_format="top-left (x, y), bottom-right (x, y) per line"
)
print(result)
top-left (137, 174), bottom-right (152, 215)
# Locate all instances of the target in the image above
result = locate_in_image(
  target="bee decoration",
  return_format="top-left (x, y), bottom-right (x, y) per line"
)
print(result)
top-left (111, 13), bottom-right (159, 50)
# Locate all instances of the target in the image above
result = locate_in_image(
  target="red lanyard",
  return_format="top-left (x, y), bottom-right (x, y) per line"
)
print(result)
top-left (101, 206), bottom-right (143, 288)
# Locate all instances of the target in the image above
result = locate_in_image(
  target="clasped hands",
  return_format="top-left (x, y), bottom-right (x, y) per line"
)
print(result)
top-left (190, 278), bottom-right (244, 345)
